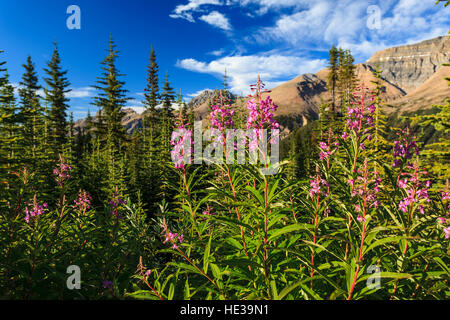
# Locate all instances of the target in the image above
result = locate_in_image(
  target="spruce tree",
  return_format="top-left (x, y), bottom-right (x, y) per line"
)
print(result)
top-left (0, 66), bottom-right (21, 192)
top-left (160, 71), bottom-right (175, 151)
top-left (368, 63), bottom-right (390, 173)
top-left (18, 55), bottom-right (45, 171)
top-left (327, 45), bottom-right (339, 113)
top-left (43, 41), bottom-right (71, 156)
top-left (92, 35), bottom-right (129, 151)
top-left (142, 45), bottom-right (160, 131)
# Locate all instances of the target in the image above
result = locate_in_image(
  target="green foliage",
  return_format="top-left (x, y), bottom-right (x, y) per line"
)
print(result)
top-left (43, 41), bottom-right (71, 155)
top-left (0, 39), bottom-right (448, 302)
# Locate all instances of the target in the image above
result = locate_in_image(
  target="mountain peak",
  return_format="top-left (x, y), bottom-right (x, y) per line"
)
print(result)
top-left (366, 35), bottom-right (449, 93)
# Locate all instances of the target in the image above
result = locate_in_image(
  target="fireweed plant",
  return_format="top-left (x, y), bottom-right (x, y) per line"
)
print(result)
top-left (0, 155), bottom-right (156, 299)
top-left (129, 80), bottom-right (448, 300)
top-left (0, 78), bottom-right (448, 300)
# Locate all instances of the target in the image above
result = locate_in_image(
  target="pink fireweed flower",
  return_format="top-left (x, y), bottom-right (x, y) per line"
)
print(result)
top-left (341, 85), bottom-right (376, 139)
top-left (397, 161), bottom-right (431, 216)
top-left (444, 226), bottom-right (450, 239)
top-left (349, 160), bottom-right (381, 220)
top-left (170, 108), bottom-right (193, 169)
top-left (246, 77), bottom-right (280, 153)
top-left (160, 218), bottom-right (184, 250)
top-left (73, 190), bottom-right (92, 213)
top-left (319, 142), bottom-right (332, 160)
top-left (202, 206), bottom-right (216, 221)
top-left (246, 96), bottom-right (279, 131)
top-left (398, 178), bottom-right (408, 189)
top-left (53, 154), bottom-right (72, 187)
top-left (171, 128), bottom-right (193, 169)
top-left (392, 127), bottom-right (419, 167)
top-left (24, 196), bottom-right (47, 223)
top-left (210, 93), bottom-right (235, 134)
top-left (309, 175), bottom-right (329, 198)
top-left (357, 214), bottom-right (366, 223)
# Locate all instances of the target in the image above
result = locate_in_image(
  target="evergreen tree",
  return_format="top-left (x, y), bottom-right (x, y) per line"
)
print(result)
top-left (92, 35), bottom-right (129, 151)
top-left (368, 63), bottom-right (390, 173)
top-left (338, 49), bottom-right (357, 111)
top-left (143, 45), bottom-right (160, 129)
top-left (160, 71), bottom-right (175, 151)
top-left (18, 55), bottom-right (45, 171)
top-left (0, 66), bottom-right (21, 192)
top-left (43, 41), bottom-right (71, 156)
top-left (327, 45), bottom-right (339, 113)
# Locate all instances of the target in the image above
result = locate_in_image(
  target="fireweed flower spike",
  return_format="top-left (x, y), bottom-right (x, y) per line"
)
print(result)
top-left (210, 90), bottom-right (235, 148)
top-left (246, 76), bottom-right (280, 153)
top-left (160, 218), bottom-right (183, 250)
top-left (170, 109), bottom-right (193, 170)
top-left (342, 85), bottom-right (376, 140)
top-left (444, 227), bottom-right (450, 239)
top-left (397, 161), bottom-right (431, 218)
top-left (73, 190), bottom-right (92, 214)
top-left (53, 154), bottom-right (72, 187)
top-left (392, 126), bottom-right (419, 168)
top-left (24, 195), bottom-right (47, 224)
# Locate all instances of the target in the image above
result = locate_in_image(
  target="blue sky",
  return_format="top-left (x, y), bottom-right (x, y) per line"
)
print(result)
top-left (0, 0), bottom-right (448, 120)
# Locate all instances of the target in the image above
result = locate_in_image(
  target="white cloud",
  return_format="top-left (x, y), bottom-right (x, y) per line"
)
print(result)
top-left (228, 0), bottom-right (307, 15)
top-left (66, 86), bottom-right (95, 99)
top-left (249, 0), bottom-right (448, 61)
top-left (170, 0), bottom-right (222, 22)
top-left (199, 11), bottom-right (232, 30)
top-left (208, 49), bottom-right (225, 56)
top-left (177, 54), bottom-right (327, 94)
top-left (11, 83), bottom-right (95, 100)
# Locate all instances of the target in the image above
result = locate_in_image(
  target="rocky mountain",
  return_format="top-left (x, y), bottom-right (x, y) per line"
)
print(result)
top-left (366, 36), bottom-right (449, 93)
top-left (75, 108), bottom-right (143, 134)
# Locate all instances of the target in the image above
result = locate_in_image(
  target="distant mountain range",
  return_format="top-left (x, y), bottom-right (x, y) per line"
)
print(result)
top-left (75, 36), bottom-right (449, 134)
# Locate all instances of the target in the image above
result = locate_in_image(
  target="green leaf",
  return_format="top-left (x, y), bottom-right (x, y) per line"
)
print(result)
top-left (125, 290), bottom-right (161, 300)
top-left (268, 223), bottom-right (311, 242)
top-left (270, 280), bottom-right (279, 300)
top-left (203, 234), bottom-right (212, 273)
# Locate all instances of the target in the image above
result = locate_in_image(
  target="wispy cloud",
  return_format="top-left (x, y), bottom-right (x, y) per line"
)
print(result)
top-left (199, 11), bottom-right (232, 31)
top-left (169, 0), bottom-right (222, 22)
top-left (248, 0), bottom-right (448, 61)
top-left (66, 86), bottom-right (95, 99)
top-left (177, 53), bottom-right (327, 94)
top-left (207, 49), bottom-right (225, 56)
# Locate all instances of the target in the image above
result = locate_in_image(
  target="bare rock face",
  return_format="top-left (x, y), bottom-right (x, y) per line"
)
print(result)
top-left (366, 36), bottom-right (450, 93)
top-left (75, 108), bottom-right (143, 134)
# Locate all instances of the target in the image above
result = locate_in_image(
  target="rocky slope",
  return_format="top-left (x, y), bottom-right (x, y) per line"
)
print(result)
top-left (75, 108), bottom-right (143, 134)
top-left (366, 36), bottom-right (449, 93)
